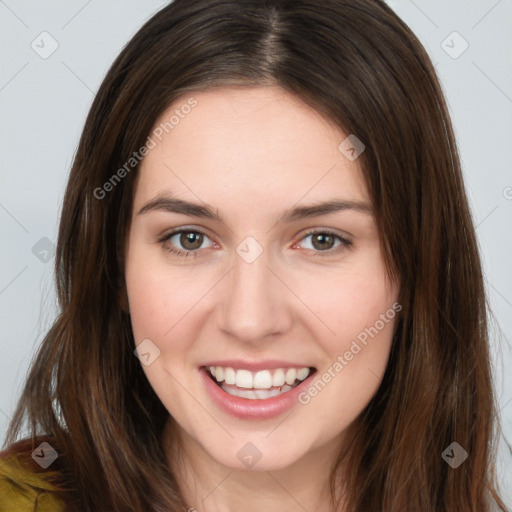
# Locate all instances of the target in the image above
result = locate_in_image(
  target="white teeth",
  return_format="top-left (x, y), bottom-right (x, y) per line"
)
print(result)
top-left (297, 368), bottom-right (310, 381)
top-left (224, 367), bottom-right (236, 385)
top-left (254, 388), bottom-right (279, 399)
top-left (222, 384), bottom-right (293, 400)
top-left (235, 369), bottom-right (253, 389)
top-left (272, 368), bottom-right (285, 387)
top-left (285, 368), bottom-right (297, 385)
top-left (207, 366), bottom-right (312, 390)
top-left (253, 370), bottom-right (272, 389)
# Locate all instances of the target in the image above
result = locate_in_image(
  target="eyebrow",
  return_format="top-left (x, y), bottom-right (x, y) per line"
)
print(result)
top-left (138, 194), bottom-right (373, 223)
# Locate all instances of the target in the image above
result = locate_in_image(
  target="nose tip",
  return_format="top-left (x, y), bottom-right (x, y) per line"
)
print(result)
top-left (216, 248), bottom-right (291, 344)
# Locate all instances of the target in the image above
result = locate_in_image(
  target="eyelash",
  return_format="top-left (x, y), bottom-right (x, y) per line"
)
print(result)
top-left (157, 229), bottom-right (353, 259)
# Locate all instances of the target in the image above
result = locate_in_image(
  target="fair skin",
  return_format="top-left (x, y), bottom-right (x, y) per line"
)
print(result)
top-left (124, 86), bottom-right (400, 512)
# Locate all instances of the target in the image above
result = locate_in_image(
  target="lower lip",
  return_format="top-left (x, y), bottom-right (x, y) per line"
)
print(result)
top-left (200, 367), bottom-right (315, 420)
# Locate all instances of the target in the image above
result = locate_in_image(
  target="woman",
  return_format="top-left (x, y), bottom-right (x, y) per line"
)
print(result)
top-left (1, 0), bottom-right (507, 510)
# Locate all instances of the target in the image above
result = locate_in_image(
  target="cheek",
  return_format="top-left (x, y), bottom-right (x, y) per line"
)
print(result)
top-left (126, 275), bottom-right (168, 344)
top-left (298, 250), bottom-right (397, 355)
top-left (125, 246), bottom-right (208, 345)
top-left (298, 291), bottom-right (398, 430)
top-left (294, 253), bottom-right (399, 421)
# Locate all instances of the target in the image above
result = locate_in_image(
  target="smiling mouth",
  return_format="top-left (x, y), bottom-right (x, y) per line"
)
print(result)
top-left (203, 365), bottom-right (317, 400)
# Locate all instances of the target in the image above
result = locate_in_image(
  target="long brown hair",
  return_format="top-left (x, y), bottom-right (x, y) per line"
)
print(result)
top-left (3, 0), bottom-right (507, 510)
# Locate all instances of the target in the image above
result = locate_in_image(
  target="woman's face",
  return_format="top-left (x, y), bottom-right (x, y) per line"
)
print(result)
top-left (125, 86), bottom-right (400, 471)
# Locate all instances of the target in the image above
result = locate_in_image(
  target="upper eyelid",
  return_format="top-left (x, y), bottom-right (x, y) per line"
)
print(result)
top-left (159, 225), bottom-right (214, 240)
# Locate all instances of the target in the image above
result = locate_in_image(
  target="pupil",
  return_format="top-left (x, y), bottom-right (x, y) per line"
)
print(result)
top-left (313, 233), bottom-right (333, 250)
top-left (181, 232), bottom-right (202, 250)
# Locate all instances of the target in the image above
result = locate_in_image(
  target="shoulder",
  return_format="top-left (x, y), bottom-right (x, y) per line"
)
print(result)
top-left (0, 441), bottom-right (66, 512)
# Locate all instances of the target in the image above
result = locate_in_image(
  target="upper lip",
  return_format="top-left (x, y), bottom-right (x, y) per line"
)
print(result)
top-left (201, 359), bottom-right (315, 372)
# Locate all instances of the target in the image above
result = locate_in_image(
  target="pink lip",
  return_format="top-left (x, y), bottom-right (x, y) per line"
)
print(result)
top-left (202, 359), bottom-right (313, 371)
top-left (200, 367), bottom-right (315, 420)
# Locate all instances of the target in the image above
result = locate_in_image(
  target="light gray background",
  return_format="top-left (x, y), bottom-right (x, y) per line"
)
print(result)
top-left (1, 0), bottom-right (511, 505)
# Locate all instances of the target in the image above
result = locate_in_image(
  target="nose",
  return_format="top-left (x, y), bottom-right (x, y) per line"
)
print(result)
top-left (216, 248), bottom-right (293, 345)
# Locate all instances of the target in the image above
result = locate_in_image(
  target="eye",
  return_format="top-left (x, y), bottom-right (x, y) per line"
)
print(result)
top-left (296, 230), bottom-right (353, 256)
top-left (158, 229), bottom-right (215, 258)
top-left (158, 228), bottom-right (353, 259)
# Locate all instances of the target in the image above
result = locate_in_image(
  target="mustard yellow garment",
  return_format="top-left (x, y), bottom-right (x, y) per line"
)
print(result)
top-left (0, 455), bottom-right (65, 512)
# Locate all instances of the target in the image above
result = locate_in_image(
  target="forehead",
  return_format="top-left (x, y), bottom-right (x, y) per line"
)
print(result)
top-left (134, 86), bottom-right (369, 212)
